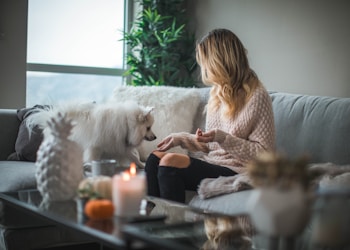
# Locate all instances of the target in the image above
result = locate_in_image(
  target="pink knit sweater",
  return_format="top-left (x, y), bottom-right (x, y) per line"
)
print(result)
top-left (174, 85), bottom-right (275, 174)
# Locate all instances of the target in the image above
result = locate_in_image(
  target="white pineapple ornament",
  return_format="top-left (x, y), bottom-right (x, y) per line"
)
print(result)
top-left (36, 112), bottom-right (84, 202)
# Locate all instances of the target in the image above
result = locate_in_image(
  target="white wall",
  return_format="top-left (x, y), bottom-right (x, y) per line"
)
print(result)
top-left (189, 0), bottom-right (350, 97)
top-left (0, 0), bottom-right (28, 108)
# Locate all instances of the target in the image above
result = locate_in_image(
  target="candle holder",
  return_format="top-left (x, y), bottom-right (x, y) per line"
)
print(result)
top-left (91, 159), bottom-right (117, 177)
top-left (112, 163), bottom-right (146, 217)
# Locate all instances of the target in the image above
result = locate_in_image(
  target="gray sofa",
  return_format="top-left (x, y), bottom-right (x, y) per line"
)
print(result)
top-left (1, 87), bottom-right (350, 249)
top-left (2, 88), bottom-right (349, 193)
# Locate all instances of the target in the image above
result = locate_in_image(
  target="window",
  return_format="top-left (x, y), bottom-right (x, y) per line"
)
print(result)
top-left (26, 0), bottom-right (127, 106)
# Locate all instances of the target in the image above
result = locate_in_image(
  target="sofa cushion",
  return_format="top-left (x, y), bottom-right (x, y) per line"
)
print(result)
top-left (0, 161), bottom-right (36, 192)
top-left (191, 87), bottom-right (210, 132)
top-left (7, 105), bottom-right (49, 162)
top-left (270, 92), bottom-right (350, 165)
top-left (112, 86), bottom-right (201, 162)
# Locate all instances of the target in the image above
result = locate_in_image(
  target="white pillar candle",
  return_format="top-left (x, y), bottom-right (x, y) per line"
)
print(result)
top-left (112, 163), bottom-right (146, 217)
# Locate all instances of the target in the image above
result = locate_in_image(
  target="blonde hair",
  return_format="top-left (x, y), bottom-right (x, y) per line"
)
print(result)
top-left (196, 29), bottom-right (260, 118)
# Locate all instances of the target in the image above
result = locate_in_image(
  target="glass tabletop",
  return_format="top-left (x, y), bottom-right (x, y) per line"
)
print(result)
top-left (0, 189), bottom-right (254, 250)
top-left (4, 189), bottom-right (348, 250)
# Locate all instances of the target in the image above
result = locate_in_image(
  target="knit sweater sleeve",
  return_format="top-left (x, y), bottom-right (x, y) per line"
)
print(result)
top-left (207, 87), bottom-right (275, 166)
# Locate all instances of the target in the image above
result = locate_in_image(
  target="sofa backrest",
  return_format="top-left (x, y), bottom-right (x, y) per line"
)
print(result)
top-left (270, 92), bottom-right (350, 165)
top-left (192, 87), bottom-right (210, 132)
top-left (2, 89), bottom-right (349, 165)
top-left (193, 88), bottom-right (350, 165)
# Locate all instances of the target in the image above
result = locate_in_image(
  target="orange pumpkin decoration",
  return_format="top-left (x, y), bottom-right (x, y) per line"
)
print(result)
top-left (84, 199), bottom-right (114, 220)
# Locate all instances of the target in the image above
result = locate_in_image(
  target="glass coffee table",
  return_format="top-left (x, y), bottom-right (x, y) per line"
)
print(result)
top-left (5, 189), bottom-right (348, 250)
top-left (0, 189), bottom-right (253, 250)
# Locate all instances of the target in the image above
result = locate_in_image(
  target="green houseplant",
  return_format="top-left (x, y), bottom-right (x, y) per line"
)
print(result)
top-left (123, 0), bottom-right (197, 87)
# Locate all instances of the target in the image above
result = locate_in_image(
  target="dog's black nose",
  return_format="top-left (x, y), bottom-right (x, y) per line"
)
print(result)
top-left (145, 135), bottom-right (157, 141)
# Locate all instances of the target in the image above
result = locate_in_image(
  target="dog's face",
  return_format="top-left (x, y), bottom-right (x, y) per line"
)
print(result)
top-left (138, 106), bottom-right (156, 141)
top-left (128, 106), bottom-right (156, 146)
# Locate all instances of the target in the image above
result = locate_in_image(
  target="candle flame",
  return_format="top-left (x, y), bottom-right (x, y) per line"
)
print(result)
top-left (130, 162), bottom-right (137, 176)
top-left (122, 172), bottom-right (130, 181)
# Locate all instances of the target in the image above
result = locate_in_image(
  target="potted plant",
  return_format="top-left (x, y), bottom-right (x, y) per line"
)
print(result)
top-left (246, 152), bottom-right (313, 237)
top-left (123, 0), bottom-right (197, 87)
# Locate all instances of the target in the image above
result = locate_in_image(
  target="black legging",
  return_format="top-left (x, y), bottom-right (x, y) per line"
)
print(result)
top-left (145, 153), bottom-right (237, 203)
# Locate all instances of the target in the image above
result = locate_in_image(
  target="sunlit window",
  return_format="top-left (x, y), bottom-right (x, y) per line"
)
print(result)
top-left (26, 0), bottom-right (126, 106)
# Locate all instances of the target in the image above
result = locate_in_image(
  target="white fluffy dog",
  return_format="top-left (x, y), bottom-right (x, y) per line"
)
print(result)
top-left (26, 101), bottom-right (156, 168)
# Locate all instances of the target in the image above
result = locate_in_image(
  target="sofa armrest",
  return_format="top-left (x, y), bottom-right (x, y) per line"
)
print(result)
top-left (0, 109), bottom-right (19, 160)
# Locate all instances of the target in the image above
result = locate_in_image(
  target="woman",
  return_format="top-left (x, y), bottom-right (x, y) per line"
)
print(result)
top-left (145, 29), bottom-right (275, 203)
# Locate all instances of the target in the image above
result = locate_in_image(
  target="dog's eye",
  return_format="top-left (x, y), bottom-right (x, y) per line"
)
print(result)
top-left (147, 127), bottom-right (151, 131)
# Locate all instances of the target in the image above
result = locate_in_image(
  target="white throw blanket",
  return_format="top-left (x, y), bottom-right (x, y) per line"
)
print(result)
top-left (112, 86), bottom-right (201, 162)
top-left (197, 163), bottom-right (350, 199)
top-left (198, 173), bottom-right (253, 199)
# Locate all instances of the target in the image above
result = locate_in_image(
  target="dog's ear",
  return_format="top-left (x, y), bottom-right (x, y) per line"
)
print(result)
top-left (145, 107), bottom-right (155, 122)
top-left (143, 106), bottom-right (154, 113)
top-left (137, 106), bottom-right (154, 123)
top-left (146, 106), bottom-right (154, 115)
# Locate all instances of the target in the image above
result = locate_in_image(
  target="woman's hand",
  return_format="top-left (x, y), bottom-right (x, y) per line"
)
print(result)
top-left (196, 128), bottom-right (215, 143)
top-left (158, 132), bottom-right (210, 153)
top-left (157, 135), bottom-right (177, 152)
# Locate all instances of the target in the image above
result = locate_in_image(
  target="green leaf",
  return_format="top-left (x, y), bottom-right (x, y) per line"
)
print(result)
top-left (123, 0), bottom-right (197, 87)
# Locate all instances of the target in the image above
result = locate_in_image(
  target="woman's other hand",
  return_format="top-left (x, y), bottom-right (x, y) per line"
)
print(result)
top-left (196, 128), bottom-right (215, 143)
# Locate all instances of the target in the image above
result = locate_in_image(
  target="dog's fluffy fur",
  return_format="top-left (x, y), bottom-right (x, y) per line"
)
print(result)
top-left (26, 101), bottom-right (156, 167)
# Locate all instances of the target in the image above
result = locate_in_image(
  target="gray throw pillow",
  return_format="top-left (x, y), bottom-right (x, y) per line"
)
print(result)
top-left (7, 105), bottom-right (50, 162)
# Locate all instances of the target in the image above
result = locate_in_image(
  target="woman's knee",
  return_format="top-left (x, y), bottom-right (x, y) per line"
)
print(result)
top-left (159, 153), bottom-right (190, 168)
top-left (151, 150), bottom-right (167, 159)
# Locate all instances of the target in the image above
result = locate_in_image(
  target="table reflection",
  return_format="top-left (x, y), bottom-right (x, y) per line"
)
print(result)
top-left (201, 215), bottom-right (253, 250)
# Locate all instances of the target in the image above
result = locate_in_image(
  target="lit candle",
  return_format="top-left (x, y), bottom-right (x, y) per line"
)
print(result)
top-left (112, 163), bottom-right (146, 217)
